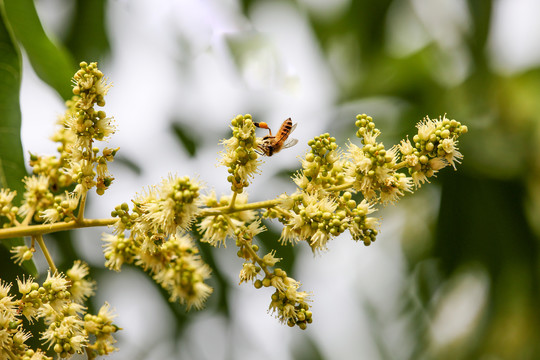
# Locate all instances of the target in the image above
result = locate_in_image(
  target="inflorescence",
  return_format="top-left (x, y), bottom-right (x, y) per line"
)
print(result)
top-left (0, 62), bottom-right (468, 358)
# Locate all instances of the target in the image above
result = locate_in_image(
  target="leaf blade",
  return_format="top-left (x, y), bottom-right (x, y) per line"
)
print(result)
top-left (3, 0), bottom-right (76, 100)
top-left (0, 6), bottom-right (37, 276)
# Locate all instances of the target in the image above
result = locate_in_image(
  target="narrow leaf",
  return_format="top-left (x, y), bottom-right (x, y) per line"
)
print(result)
top-left (0, 7), bottom-right (37, 275)
top-left (171, 122), bottom-right (200, 157)
top-left (3, 0), bottom-right (76, 100)
top-left (65, 0), bottom-right (111, 62)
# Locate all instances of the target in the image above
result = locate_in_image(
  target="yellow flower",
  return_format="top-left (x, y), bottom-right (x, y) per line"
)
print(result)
top-left (441, 138), bottom-right (463, 169)
top-left (84, 302), bottom-right (119, 356)
top-left (143, 232), bottom-right (213, 310)
top-left (102, 233), bottom-right (137, 271)
top-left (239, 262), bottom-right (259, 284)
top-left (416, 116), bottom-right (439, 141)
top-left (66, 261), bottom-right (96, 304)
top-left (10, 245), bottom-right (33, 265)
top-left (136, 174), bottom-right (201, 235)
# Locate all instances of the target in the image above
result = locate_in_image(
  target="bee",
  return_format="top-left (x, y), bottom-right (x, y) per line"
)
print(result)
top-left (254, 118), bottom-right (298, 156)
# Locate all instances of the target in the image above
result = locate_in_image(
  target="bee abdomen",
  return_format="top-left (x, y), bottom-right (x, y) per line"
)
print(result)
top-left (277, 118), bottom-right (293, 137)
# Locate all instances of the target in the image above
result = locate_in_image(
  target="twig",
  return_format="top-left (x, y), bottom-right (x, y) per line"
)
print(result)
top-left (34, 234), bottom-right (57, 274)
top-left (77, 191), bottom-right (88, 223)
top-left (229, 191), bottom-right (238, 210)
top-left (0, 218), bottom-right (116, 240)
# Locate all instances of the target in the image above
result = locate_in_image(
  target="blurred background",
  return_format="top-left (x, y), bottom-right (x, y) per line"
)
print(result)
top-left (2, 0), bottom-right (540, 358)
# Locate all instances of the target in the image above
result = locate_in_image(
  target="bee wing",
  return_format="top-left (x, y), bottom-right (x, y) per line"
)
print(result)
top-left (281, 137), bottom-right (298, 149)
top-left (290, 123), bottom-right (297, 134)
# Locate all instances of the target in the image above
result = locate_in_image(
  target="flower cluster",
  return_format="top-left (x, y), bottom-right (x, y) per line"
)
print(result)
top-left (293, 133), bottom-right (348, 191)
top-left (39, 192), bottom-right (80, 224)
top-left (65, 61), bottom-right (116, 196)
top-left (18, 175), bottom-right (54, 223)
top-left (84, 303), bottom-right (119, 356)
top-left (266, 271), bottom-right (312, 330)
top-left (0, 188), bottom-right (18, 228)
top-left (346, 114), bottom-right (412, 203)
top-left (1, 61), bottom-right (469, 349)
top-left (0, 262), bottom-right (118, 359)
top-left (132, 175), bottom-right (201, 238)
top-left (399, 115), bottom-right (468, 186)
top-left (275, 190), bottom-right (380, 251)
top-left (268, 114), bottom-right (467, 251)
top-left (1, 62), bottom-right (120, 231)
top-left (220, 114), bottom-right (261, 193)
top-left (103, 174), bottom-right (213, 309)
top-left (198, 191), bottom-right (257, 247)
top-left (234, 222), bottom-right (312, 329)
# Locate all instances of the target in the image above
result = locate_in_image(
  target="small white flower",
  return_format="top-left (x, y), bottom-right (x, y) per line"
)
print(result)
top-left (0, 281), bottom-right (16, 314)
top-left (10, 245), bottom-right (33, 265)
top-left (309, 230), bottom-right (330, 252)
top-left (293, 172), bottom-right (310, 189)
top-left (102, 233), bottom-right (136, 271)
top-left (97, 302), bottom-right (116, 323)
top-left (19, 175), bottom-right (50, 217)
top-left (136, 175), bottom-right (201, 235)
top-left (41, 208), bottom-right (60, 223)
top-left (398, 138), bottom-right (414, 155)
top-left (362, 129), bottom-right (380, 145)
top-left (429, 157), bottom-right (447, 171)
top-left (441, 138), bottom-right (463, 169)
top-left (0, 188), bottom-right (16, 208)
top-left (16, 276), bottom-right (35, 295)
top-left (405, 154), bottom-right (419, 167)
top-left (198, 215), bottom-right (237, 247)
top-left (412, 171), bottom-right (430, 187)
top-left (262, 251), bottom-right (281, 267)
top-left (417, 116), bottom-right (438, 141)
top-left (239, 262), bottom-right (258, 284)
top-left (67, 261), bottom-right (96, 304)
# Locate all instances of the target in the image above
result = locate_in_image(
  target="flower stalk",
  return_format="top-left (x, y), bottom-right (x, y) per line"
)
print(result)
top-left (34, 234), bottom-right (57, 274)
top-left (77, 190), bottom-right (88, 223)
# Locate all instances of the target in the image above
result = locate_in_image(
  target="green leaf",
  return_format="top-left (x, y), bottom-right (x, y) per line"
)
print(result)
top-left (64, 0), bottom-right (110, 62)
top-left (171, 122), bottom-right (200, 157)
top-left (0, 9), bottom-right (25, 194)
top-left (3, 0), bottom-right (76, 100)
top-left (0, 6), bottom-right (37, 276)
top-left (274, 167), bottom-right (298, 180)
top-left (197, 241), bottom-right (231, 318)
top-left (258, 220), bottom-right (297, 275)
top-left (114, 154), bottom-right (143, 176)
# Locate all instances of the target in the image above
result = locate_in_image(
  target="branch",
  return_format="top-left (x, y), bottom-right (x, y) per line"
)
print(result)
top-left (197, 198), bottom-right (281, 216)
top-left (0, 218), bottom-right (116, 240)
top-left (0, 197), bottom-right (282, 240)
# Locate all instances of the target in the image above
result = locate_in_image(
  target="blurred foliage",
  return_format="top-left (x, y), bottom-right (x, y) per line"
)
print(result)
top-left (2, 0), bottom-right (540, 358)
top-left (290, 0), bottom-right (538, 359)
top-left (3, 0), bottom-right (75, 100)
top-left (171, 121), bottom-right (200, 157)
top-left (64, 0), bottom-right (110, 63)
top-left (0, 3), bottom-right (37, 274)
top-left (241, 0), bottom-right (540, 358)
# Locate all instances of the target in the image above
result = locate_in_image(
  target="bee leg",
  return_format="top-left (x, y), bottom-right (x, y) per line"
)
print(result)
top-left (254, 122), bottom-right (273, 136)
